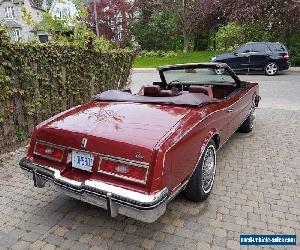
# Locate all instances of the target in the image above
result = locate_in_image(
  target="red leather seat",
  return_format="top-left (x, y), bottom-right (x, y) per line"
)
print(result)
top-left (189, 86), bottom-right (213, 98)
top-left (144, 86), bottom-right (161, 96)
top-left (143, 86), bottom-right (179, 97)
top-left (159, 88), bottom-right (179, 97)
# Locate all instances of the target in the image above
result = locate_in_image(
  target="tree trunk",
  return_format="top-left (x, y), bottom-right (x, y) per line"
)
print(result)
top-left (93, 0), bottom-right (100, 39)
top-left (183, 29), bottom-right (189, 53)
top-left (194, 32), bottom-right (201, 51)
top-left (213, 34), bottom-right (216, 51)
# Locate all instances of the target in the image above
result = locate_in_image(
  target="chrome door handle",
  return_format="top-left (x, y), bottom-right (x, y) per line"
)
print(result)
top-left (227, 109), bottom-right (234, 113)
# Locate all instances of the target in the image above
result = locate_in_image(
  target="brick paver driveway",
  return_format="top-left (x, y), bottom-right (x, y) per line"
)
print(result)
top-left (0, 71), bottom-right (299, 250)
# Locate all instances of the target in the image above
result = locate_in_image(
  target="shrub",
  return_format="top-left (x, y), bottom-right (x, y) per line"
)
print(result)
top-left (291, 55), bottom-right (300, 66)
top-left (0, 25), bottom-right (136, 148)
top-left (282, 29), bottom-right (300, 66)
top-left (138, 50), bottom-right (178, 58)
top-left (215, 22), bottom-right (271, 51)
top-left (163, 51), bottom-right (178, 58)
top-left (130, 10), bottom-right (181, 51)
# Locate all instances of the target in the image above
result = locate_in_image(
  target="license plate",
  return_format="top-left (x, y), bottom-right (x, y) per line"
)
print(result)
top-left (72, 151), bottom-right (94, 172)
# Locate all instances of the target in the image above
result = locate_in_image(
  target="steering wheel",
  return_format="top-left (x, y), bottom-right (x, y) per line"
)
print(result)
top-left (166, 80), bottom-right (184, 91)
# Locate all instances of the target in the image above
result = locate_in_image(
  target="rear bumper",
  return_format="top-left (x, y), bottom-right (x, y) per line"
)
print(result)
top-left (279, 60), bottom-right (290, 70)
top-left (19, 158), bottom-right (169, 223)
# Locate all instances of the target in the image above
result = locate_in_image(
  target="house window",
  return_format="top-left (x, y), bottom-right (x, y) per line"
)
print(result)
top-left (54, 7), bottom-right (71, 19)
top-left (5, 6), bottom-right (15, 19)
top-left (117, 32), bottom-right (122, 41)
top-left (11, 29), bottom-right (20, 41)
top-left (61, 7), bottom-right (71, 19)
top-left (38, 35), bottom-right (49, 43)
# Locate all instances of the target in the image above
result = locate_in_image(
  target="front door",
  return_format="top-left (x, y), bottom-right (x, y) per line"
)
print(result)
top-left (226, 88), bottom-right (253, 135)
top-left (232, 44), bottom-right (252, 71)
top-left (249, 43), bottom-right (271, 70)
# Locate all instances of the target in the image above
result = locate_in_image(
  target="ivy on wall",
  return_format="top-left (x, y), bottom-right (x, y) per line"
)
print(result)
top-left (0, 27), bottom-right (136, 147)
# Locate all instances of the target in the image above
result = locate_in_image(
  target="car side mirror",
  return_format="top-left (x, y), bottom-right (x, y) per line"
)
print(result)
top-left (234, 52), bottom-right (238, 56)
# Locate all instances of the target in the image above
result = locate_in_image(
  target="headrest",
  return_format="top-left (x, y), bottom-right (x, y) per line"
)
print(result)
top-left (159, 87), bottom-right (180, 97)
top-left (189, 85), bottom-right (213, 98)
top-left (122, 88), bottom-right (132, 93)
top-left (144, 86), bottom-right (161, 96)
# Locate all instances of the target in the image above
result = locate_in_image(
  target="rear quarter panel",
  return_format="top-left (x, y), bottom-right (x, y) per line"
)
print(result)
top-left (153, 83), bottom-right (259, 193)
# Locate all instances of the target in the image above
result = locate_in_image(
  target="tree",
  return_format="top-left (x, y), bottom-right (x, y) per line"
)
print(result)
top-left (161, 0), bottom-right (199, 53)
top-left (217, 0), bottom-right (300, 38)
top-left (85, 0), bottom-right (133, 46)
top-left (160, 0), bottom-right (226, 52)
top-left (215, 22), bottom-right (271, 51)
top-left (130, 0), bottom-right (300, 52)
top-left (191, 0), bottom-right (224, 51)
top-left (130, 10), bottom-right (179, 51)
top-left (130, 0), bottom-right (181, 51)
top-left (21, 3), bottom-right (112, 50)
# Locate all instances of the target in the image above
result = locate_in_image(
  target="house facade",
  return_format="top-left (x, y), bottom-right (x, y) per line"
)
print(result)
top-left (49, 0), bottom-right (128, 44)
top-left (49, 0), bottom-right (78, 26)
top-left (0, 0), bottom-right (130, 43)
top-left (0, 0), bottom-right (48, 41)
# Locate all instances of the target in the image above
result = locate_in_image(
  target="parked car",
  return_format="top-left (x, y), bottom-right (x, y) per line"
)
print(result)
top-left (211, 42), bottom-right (290, 76)
top-left (19, 63), bottom-right (260, 223)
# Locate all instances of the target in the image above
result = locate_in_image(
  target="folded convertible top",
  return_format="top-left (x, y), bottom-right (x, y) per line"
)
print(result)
top-left (92, 90), bottom-right (219, 107)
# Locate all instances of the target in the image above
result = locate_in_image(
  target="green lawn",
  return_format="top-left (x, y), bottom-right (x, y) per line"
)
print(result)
top-left (133, 51), bottom-right (222, 68)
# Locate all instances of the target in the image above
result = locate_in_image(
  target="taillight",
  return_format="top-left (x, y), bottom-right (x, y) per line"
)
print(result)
top-left (99, 159), bottom-right (148, 184)
top-left (34, 141), bottom-right (64, 162)
top-left (283, 54), bottom-right (289, 60)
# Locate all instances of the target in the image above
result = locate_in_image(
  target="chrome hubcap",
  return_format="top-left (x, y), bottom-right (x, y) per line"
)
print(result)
top-left (249, 103), bottom-right (256, 129)
top-left (266, 63), bottom-right (278, 75)
top-left (215, 68), bottom-right (225, 75)
top-left (202, 145), bottom-right (216, 193)
top-left (250, 109), bottom-right (255, 129)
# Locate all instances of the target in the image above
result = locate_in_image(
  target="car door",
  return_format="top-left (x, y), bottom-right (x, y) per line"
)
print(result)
top-left (209, 104), bottom-right (234, 144)
top-left (249, 43), bottom-right (271, 70)
top-left (225, 87), bottom-right (253, 136)
top-left (232, 44), bottom-right (252, 70)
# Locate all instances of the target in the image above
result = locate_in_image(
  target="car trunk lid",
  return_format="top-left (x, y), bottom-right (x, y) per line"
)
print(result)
top-left (36, 102), bottom-right (190, 162)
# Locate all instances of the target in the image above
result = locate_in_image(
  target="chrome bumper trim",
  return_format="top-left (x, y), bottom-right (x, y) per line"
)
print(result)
top-left (35, 139), bottom-right (150, 168)
top-left (19, 158), bottom-right (168, 223)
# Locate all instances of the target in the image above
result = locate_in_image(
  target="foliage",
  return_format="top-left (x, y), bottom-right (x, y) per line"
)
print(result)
top-left (131, 0), bottom-right (300, 53)
top-left (218, 0), bottom-right (300, 37)
top-left (22, 4), bottom-right (112, 49)
top-left (130, 10), bottom-right (181, 51)
top-left (159, 0), bottom-right (230, 52)
top-left (284, 29), bottom-right (300, 66)
top-left (215, 22), bottom-right (271, 51)
top-left (161, 0), bottom-right (199, 52)
top-left (138, 50), bottom-right (178, 58)
top-left (0, 25), bottom-right (136, 147)
top-left (0, 25), bottom-right (11, 43)
top-left (22, 7), bottom-right (72, 35)
top-left (85, 0), bottom-right (133, 45)
top-left (93, 36), bottom-right (113, 51)
top-left (134, 50), bottom-right (221, 68)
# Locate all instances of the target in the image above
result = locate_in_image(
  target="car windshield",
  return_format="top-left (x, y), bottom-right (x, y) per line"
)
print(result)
top-left (163, 68), bottom-right (236, 85)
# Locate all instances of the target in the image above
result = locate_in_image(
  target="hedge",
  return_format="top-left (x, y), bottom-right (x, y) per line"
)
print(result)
top-left (0, 27), bottom-right (136, 148)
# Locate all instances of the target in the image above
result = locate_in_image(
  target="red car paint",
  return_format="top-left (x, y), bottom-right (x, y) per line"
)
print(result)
top-left (25, 80), bottom-right (259, 197)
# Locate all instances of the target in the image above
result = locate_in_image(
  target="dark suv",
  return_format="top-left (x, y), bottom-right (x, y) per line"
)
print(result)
top-left (211, 42), bottom-right (290, 76)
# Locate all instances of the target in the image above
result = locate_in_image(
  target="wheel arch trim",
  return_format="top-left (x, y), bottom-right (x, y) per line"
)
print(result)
top-left (186, 130), bottom-right (220, 181)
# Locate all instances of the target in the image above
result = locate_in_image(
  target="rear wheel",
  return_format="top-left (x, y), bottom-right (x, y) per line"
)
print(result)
top-left (238, 106), bottom-right (255, 133)
top-left (265, 62), bottom-right (279, 76)
top-left (184, 141), bottom-right (217, 202)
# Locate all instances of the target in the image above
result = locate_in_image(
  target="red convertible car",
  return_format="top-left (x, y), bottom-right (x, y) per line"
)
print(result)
top-left (20, 63), bottom-right (260, 223)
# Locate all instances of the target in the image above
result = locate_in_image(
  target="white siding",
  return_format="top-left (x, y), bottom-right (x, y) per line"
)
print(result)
top-left (49, 0), bottom-right (78, 26)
